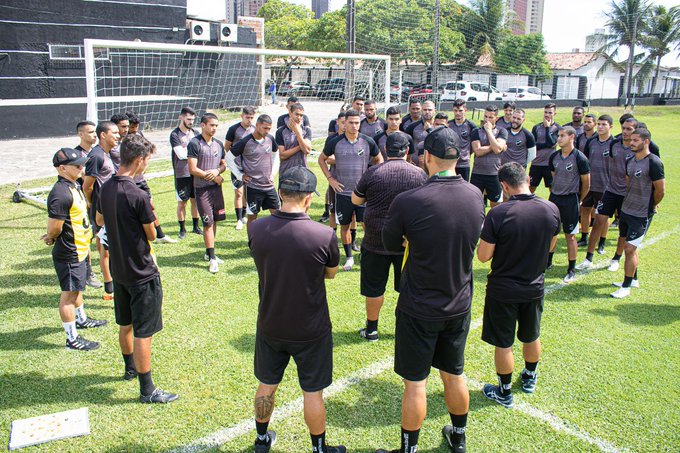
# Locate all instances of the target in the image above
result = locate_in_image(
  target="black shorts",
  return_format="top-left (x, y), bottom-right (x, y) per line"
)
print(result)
top-left (335, 194), bottom-right (364, 225)
top-left (195, 185), bottom-right (226, 226)
top-left (529, 165), bottom-right (553, 188)
top-left (53, 258), bottom-right (88, 292)
top-left (549, 193), bottom-right (580, 235)
top-left (470, 173), bottom-right (502, 203)
top-left (582, 190), bottom-right (603, 208)
top-left (231, 173), bottom-right (243, 190)
top-left (618, 212), bottom-right (651, 248)
top-left (360, 248), bottom-right (403, 297)
top-left (175, 177), bottom-right (195, 202)
top-left (136, 179), bottom-right (152, 198)
top-left (595, 191), bottom-right (624, 218)
top-left (456, 165), bottom-right (470, 182)
top-left (394, 309), bottom-right (471, 381)
top-left (245, 186), bottom-right (280, 215)
top-left (114, 275), bottom-right (163, 338)
top-left (481, 296), bottom-right (543, 348)
top-left (254, 331), bottom-right (333, 392)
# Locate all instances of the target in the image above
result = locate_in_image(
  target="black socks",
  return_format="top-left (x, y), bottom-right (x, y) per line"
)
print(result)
top-left (343, 243), bottom-right (352, 258)
top-left (206, 248), bottom-right (216, 260)
top-left (104, 281), bottom-right (113, 294)
top-left (178, 220), bottom-right (186, 233)
top-left (156, 225), bottom-right (165, 239)
top-left (400, 428), bottom-right (419, 453)
top-left (366, 319), bottom-right (378, 332)
top-left (138, 371), bottom-right (155, 396)
top-left (311, 431), bottom-right (326, 453)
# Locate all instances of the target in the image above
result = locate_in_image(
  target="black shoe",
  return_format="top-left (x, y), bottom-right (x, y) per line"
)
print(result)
top-left (482, 384), bottom-right (514, 408)
top-left (319, 213), bottom-right (330, 223)
top-left (75, 317), bottom-right (108, 329)
top-left (254, 430), bottom-right (276, 453)
top-left (359, 328), bottom-right (378, 342)
top-left (576, 238), bottom-right (588, 247)
top-left (66, 336), bottom-right (100, 351)
top-left (123, 369), bottom-right (138, 381)
top-left (327, 446), bottom-right (347, 453)
top-left (178, 230), bottom-right (187, 240)
top-left (139, 388), bottom-right (179, 404)
top-left (192, 227), bottom-right (203, 235)
top-left (443, 425), bottom-right (466, 452)
top-left (86, 274), bottom-right (103, 288)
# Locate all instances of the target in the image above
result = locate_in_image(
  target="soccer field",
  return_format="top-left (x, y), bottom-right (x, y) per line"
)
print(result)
top-left (1, 106), bottom-right (678, 452)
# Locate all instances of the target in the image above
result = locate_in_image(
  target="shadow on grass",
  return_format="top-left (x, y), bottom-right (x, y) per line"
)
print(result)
top-left (0, 326), bottom-right (64, 350)
top-left (333, 329), bottom-right (395, 346)
top-left (591, 303), bottom-right (680, 326)
top-left (0, 273), bottom-right (59, 289)
top-left (0, 290), bottom-right (111, 312)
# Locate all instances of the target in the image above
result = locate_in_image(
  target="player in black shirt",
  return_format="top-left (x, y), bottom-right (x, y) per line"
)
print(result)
top-left (400, 99), bottom-right (422, 131)
top-left (276, 96), bottom-right (311, 129)
top-left (477, 162), bottom-right (561, 408)
top-left (563, 106), bottom-right (585, 136)
top-left (529, 103), bottom-right (560, 193)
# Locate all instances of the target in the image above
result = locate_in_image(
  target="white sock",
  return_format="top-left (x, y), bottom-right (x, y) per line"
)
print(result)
top-left (75, 305), bottom-right (87, 323)
top-left (63, 321), bottom-right (78, 341)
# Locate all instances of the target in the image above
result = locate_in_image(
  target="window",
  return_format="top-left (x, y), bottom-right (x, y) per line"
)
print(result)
top-left (49, 44), bottom-right (109, 61)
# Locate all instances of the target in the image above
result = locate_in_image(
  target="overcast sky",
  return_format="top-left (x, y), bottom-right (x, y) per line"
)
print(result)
top-left (287, 0), bottom-right (679, 67)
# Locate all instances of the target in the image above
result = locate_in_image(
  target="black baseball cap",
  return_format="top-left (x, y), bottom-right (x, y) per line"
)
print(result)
top-left (385, 132), bottom-right (410, 157)
top-left (53, 148), bottom-right (88, 167)
top-left (424, 126), bottom-right (460, 160)
top-left (279, 166), bottom-right (320, 196)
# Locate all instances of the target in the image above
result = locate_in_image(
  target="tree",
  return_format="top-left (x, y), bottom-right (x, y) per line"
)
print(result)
top-left (642, 5), bottom-right (680, 94)
top-left (494, 33), bottom-right (551, 77)
top-left (467, 0), bottom-right (509, 55)
top-left (305, 9), bottom-right (346, 53)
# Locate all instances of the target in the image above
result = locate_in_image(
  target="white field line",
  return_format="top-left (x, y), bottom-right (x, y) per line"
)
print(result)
top-left (175, 227), bottom-right (677, 452)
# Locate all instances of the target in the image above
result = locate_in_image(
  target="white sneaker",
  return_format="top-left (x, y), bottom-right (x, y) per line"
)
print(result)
top-left (610, 286), bottom-right (631, 298)
top-left (342, 257), bottom-right (354, 272)
top-left (563, 270), bottom-right (576, 283)
top-left (612, 280), bottom-right (639, 288)
top-left (209, 258), bottom-right (219, 273)
top-left (204, 254), bottom-right (224, 264)
top-left (607, 259), bottom-right (620, 272)
top-left (243, 216), bottom-right (248, 224)
top-left (575, 259), bottom-right (593, 270)
top-left (155, 235), bottom-right (177, 244)
top-left (235, 220), bottom-right (244, 231)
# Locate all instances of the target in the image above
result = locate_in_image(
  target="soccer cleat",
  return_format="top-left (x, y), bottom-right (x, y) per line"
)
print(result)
top-left (319, 213), bottom-right (330, 223)
top-left (66, 336), bottom-right (100, 351)
top-left (192, 227), bottom-right (203, 235)
top-left (75, 317), bottom-right (108, 329)
top-left (563, 269), bottom-right (576, 284)
top-left (575, 259), bottom-right (593, 270)
top-left (86, 274), bottom-right (103, 288)
top-left (576, 238), bottom-right (588, 247)
top-left (359, 328), bottom-right (378, 342)
top-left (254, 431), bottom-right (277, 453)
top-left (155, 235), bottom-right (177, 244)
top-left (235, 219), bottom-right (244, 231)
top-left (139, 388), bottom-right (179, 404)
top-left (327, 446), bottom-right (347, 453)
top-left (482, 384), bottom-right (514, 408)
top-left (342, 257), bottom-right (354, 272)
top-left (178, 230), bottom-right (187, 240)
top-left (610, 286), bottom-right (631, 298)
top-left (204, 254), bottom-right (224, 264)
top-left (597, 244), bottom-right (606, 255)
top-left (442, 425), bottom-right (466, 452)
top-left (103, 293), bottom-right (114, 301)
top-left (209, 258), bottom-right (219, 274)
top-left (607, 259), bottom-right (620, 272)
top-left (521, 370), bottom-right (538, 394)
top-left (613, 280), bottom-right (639, 288)
top-left (123, 369), bottom-right (138, 381)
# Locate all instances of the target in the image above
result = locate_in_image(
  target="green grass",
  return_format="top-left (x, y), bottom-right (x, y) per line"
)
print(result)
top-left (1, 106), bottom-right (679, 452)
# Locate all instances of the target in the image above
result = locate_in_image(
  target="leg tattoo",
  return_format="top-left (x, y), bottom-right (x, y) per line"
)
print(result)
top-left (255, 393), bottom-right (275, 421)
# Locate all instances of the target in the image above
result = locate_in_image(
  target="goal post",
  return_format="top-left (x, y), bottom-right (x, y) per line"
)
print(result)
top-left (83, 39), bottom-right (391, 128)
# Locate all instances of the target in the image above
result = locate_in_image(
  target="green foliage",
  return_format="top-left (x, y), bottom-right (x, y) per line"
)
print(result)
top-left (304, 9), bottom-right (346, 53)
top-left (494, 33), bottom-right (552, 76)
top-left (257, 0), bottom-right (314, 50)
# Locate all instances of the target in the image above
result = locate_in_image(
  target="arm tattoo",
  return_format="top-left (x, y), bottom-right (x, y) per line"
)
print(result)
top-left (254, 393), bottom-right (275, 421)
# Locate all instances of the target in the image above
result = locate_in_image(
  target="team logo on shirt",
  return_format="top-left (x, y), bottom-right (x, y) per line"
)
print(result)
top-left (357, 148), bottom-right (365, 156)
top-left (375, 128), bottom-right (383, 134)
top-left (603, 149), bottom-right (610, 157)
top-left (635, 169), bottom-right (642, 178)
top-left (515, 140), bottom-right (523, 146)
top-left (566, 163), bottom-right (573, 171)
top-left (461, 131), bottom-right (468, 137)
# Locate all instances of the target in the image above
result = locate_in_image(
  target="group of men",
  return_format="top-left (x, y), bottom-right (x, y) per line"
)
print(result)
top-left (44, 93), bottom-right (665, 451)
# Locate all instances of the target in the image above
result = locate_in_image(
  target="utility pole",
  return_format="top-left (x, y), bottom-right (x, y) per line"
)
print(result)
top-left (346, 0), bottom-right (356, 102)
top-left (432, 0), bottom-right (440, 95)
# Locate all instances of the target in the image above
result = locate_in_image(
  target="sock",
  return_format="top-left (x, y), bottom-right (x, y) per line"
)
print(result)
top-left (241, 207), bottom-right (247, 219)
top-left (547, 252), bottom-right (554, 267)
top-left (449, 413), bottom-right (467, 442)
top-left (400, 427), bottom-right (420, 453)
top-left (235, 208), bottom-right (243, 221)
top-left (525, 361), bottom-right (538, 373)
top-left (634, 269), bottom-right (638, 280)
top-left (311, 431), bottom-right (326, 453)
top-left (598, 237), bottom-right (606, 248)
top-left (585, 252), bottom-right (594, 262)
top-left (104, 281), bottom-right (113, 294)
top-left (343, 243), bottom-right (353, 258)
top-left (350, 228), bottom-right (357, 244)
top-left (192, 217), bottom-right (200, 230)
top-left (138, 371), bottom-right (155, 396)
top-left (622, 276), bottom-right (633, 288)
top-left (255, 421), bottom-right (270, 443)
top-left (497, 373), bottom-right (513, 396)
top-left (178, 220), bottom-right (186, 232)
top-left (323, 204), bottom-right (330, 216)
top-left (63, 321), bottom-right (77, 342)
top-left (123, 353), bottom-right (135, 371)
top-left (366, 319), bottom-right (378, 332)
top-left (75, 305), bottom-right (87, 323)
top-left (156, 225), bottom-right (165, 238)
top-left (613, 253), bottom-right (622, 261)
top-left (581, 232), bottom-right (588, 241)
top-left (206, 247), bottom-right (216, 260)
top-left (568, 259), bottom-right (576, 272)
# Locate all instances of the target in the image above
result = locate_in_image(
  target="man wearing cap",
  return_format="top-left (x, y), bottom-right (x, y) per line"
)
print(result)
top-left (44, 149), bottom-right (108, 351)
top-left (351, 132), bottom-right (427, 343)
top-left (249, 166), bottom-right (345, 453)
top-left (377, 127), bottom-right (485, 453)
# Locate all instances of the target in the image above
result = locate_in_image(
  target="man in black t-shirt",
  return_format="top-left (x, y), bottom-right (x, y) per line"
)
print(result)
top-left (328, 96), bottom-right (365, 137)
top-left (477, 162), bottom-right (560, 408)
top-left (530, 103), bottom-right (560, 192)
top-left (359, 99), bottom-right (387, 138)
top-left (225, 107), bottom-right (256, 231)
top-left (400, 99), bottom-right (422, 131)
top-left (352, 132), bottom-right (427, 342)
top-left (249, 167), bottom-right (345, 453)
top-left (45, 149), bottom-right (107, 351)
top-left (378, 127), bottom-right (485, 453)
top-left (97, 135), bottom-right (178, 404)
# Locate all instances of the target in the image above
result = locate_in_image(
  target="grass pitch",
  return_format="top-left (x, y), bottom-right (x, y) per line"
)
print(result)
top-left (0, 106), bottom-right (678, 452)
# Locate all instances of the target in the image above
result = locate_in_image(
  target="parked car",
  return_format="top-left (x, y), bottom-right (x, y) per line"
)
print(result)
top-left (316, 78), bottom-right (369, 100)
top-left (501, 86), bottom-right (552, 101)
top-left (408, 83), bottom-right (434, 101)
top-left (400, 81), bottom-right (418, 102)
top-left (440, 81), bottom-right (503, 102)
top-left (286, 81), bottom-right (317, 97)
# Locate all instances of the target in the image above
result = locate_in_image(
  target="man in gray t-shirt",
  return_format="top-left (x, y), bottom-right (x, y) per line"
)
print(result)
top-left (170, 107), bottom-right (201, 238)
top-left (275, 103), bottom-right (312, 181)
top-left (471, 105), bottom-right (508, 207)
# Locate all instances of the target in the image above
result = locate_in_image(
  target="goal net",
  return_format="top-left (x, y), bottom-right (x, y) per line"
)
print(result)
top-left (84, 39), bottom-right (390, 130)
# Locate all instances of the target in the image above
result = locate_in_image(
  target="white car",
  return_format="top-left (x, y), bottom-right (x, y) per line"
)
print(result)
top-left (502, 86), bottom-right (551, 101)
top-left (440, 81), bottom-right (503, 102)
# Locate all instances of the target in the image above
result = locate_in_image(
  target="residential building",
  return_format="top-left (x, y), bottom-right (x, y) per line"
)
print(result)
top-left (312, 0), bottom-right (329, 18)
top-left (585, 29), bottom-right (606, 52)
top-left (507, 0), bottom-right (544, 35)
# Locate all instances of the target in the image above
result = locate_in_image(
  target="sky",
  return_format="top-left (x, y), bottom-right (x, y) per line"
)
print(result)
top-left (287, 0), bottom-right (680, 67)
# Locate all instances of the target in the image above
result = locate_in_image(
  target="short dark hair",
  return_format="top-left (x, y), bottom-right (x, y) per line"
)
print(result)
top-left (560, 126), bottom-right (576, 137)
top-left (637, 121), bottom-right (648, 129)
top-left (632, 127), bottom-right (651, 141)
top-left (126, 111), bottom-right (140, 125)
top-left (408, 99), bottom-right (421, 106)
top-left (120, 134), bottom-right (154, 166)
top-left (345, 109), bottom-right (361, 119)
top-left (289, 103), bottom-right (304, 113)
top-left (200, 113), bottom-right (218, 124)
top-left (435, 112), bottom-right (449, 121)
top-left (279, 188), bottom-right (309, 201)
top-left (514, 108), bottom-right (526, 117)
top-left (257, 114), bottom-right (272, 124)
top-left (584, 113), bottom-right (597, 121)
top-left (386, 106), bottom-right (401, 117)
top-left (95, 121), bottom-right (116, 140)
top-left (364, 99), bottom-right (376, 107)
top-left (623, 117), bottom-right (639, 128)
top-left (110, 113), bottom-right (128, 125)
top-left (573, 106), bottom-right (584, 112)
top-left (242, 106), bottom-right (256, 115)
top-left (287, 96), bottom-right (299, 103)
top-left (180, 107), bottom-right (196, 116)
top-left (498, 162), bottom-right (528, 188)
top-left (544, 102), bottom-right (557, 110)
top-left (337, 111), bottom-right (346, 119)
top-left (503, 102), bottom-right (516, 110)
top-left (619, 113), bottom-right (635, 125)
top-left (452, 99), bottom-right (466, 108)
top-left (76, 120), bottom-right (95, 132)
top-left (352, 95), bottom-right (366, 103)
top-left (598, 114), bottom-right (613, 126)
top-left (485, 105), bottom-right (499, 113)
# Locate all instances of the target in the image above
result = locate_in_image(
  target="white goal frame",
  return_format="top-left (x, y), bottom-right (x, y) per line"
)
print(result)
top-left (83, 38), bottom-right (391, 123)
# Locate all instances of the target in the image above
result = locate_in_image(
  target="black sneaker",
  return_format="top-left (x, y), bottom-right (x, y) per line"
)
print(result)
top-left (521, 370), bottom-right (538, 394)
top-left (254, 430), bottom-right (276, 453)
top-left (178, 230), bottom-right (187, 240)
top-left (123, 369), bottom-right (138, 381)
top-left (576, 238), bottom-right (588, 247)
top-left (86, 274), bottom-right (103, 288)
top-left (319, 213), bottom-right (330, 223)
top-left (482, 384), bottom-right (513, 408)
top-left (192, 227), bottom-right (203, 235)
top-left (359, 328), bottom-right (379, 342)
top-left (75, 317), bottom-right (108, 329)
top-left (442, 425), bottom-right (466, 452)
top-left (327, 446), bottom-right (347, 453)
top-left (139, 388), bottom-right (179, 404)
top-left (66, 336), bottom-right (100, 351)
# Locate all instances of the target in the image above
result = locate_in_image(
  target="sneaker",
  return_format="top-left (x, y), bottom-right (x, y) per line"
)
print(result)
top-left (577, 238), bottom-right (588, 247)
top-left (613, 280), bottom-right (639, 288)
top-left (352, 243), bottom-right (360, 252)
top-left (607, 259), bottom-right (620, 272)
top-left (235, 219), bottom-right (244, 231)
top-left (66, 336), bottom-right (100, 351)
top-left (521, 370), bottom-right (538, 394)
top-left (75, 317), bottom-right (108, 329)
top-left (611, 219), bottom-right (619, 227)
top-left (178, 230), bottom-right (187, 240)
top-left (192, 227), bottom-right (203, 235)
top-left (610, 286), bottom-right (631, 299)
top-left (597, 244), bottom-right (606, 255)
top-left (442, 425), bottom-right (466, 452)
top-left (359, 328), bottom-right (378, 342)
top-left (327, 446), bottom-right (347, 453)
top-left (563, 269), bottom-right (576, 284)
top-left (204, 254), bottom-right (224, 264)
top-left (209, 258), bottom-right (219, 274)
top-left (155, 235), bottom-right (177, 244)
top-left (123, 369), bottom-right (138, 381)
top-left (482, 383), bottom-right (514, 408)
top-left (243, 217), bottom-right (248, 224)
top-left (319, 213), bottom-right (330, 223)
top-left (254, 430), bottom-right (277, 453)
top-left (86, 274), bottom-right (103, 288)
top-left (575, 259), bottom-right (593, 270)
top-left (139, 388), bottom-right (179, 404)
top-left (342, 257), bottom-right (354, 272)
top-left (103, 293), bottom-right (114, 301)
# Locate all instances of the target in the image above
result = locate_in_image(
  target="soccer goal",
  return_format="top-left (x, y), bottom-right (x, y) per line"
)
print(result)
top-left (83, 39), bottom-right (391, 129)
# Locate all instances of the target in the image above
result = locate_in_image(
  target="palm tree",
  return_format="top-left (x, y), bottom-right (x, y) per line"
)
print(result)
top-left (642, 5), bottom-right (680, 94)
top-left (468, 0), bottom-right (508, 55)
